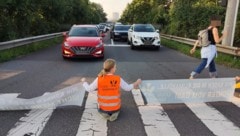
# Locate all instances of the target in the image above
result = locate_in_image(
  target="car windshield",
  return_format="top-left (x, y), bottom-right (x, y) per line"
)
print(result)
top-left (114, 25), bottom-right (131, 31)
top-left (68, 27), bottom-right (98, 37)
top-left (134, 25), bottom-right (155, 32)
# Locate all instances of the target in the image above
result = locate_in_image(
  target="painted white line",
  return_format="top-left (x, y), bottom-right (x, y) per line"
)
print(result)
top-left (76, 92), bottom-right (107, 136)
top-left (6, 78), bottom-right (86, 136)
top-left (231, 97), bottom-right (240, 108)
top-left (186, 103), bottom-right (240, 136)
top-left (105, 44), bottom-right (130, 47)
top-left (132, 89), bottom-right (180, 136)
top-left (7, 109), bottom-right (54, 136)
top-left (111, 39), bottom-right (114, 45)
top-left (0, 70), bottom-right (24, 80)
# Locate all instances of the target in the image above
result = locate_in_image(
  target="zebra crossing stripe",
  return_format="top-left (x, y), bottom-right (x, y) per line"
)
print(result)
top-left (76, 92), bottom-right (107, 136)
top-left (232, 97), bottom-right (240, 108)
top-left (105, 44), bottom-right (130, 47)
top-left (186, 103), bottom-right (240, 136)
top-left (132, 89), bottom-right (180, 136)
top-left (7, 109), bottom-right (54, 136)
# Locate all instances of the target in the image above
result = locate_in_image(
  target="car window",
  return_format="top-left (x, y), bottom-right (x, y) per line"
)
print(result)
top-left (68, 27), bottom-right (99, 37)
top-left (134, 25), bottom-right (155, 32)
top-left (114, 25), bottom-right (131, 31)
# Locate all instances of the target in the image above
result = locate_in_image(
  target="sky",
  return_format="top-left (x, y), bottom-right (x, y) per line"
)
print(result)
top-left (89, 0), bottom-right (133, 20)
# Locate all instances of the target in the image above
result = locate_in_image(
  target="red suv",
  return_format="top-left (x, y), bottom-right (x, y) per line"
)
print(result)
top-left (62, 25), bottom-right (104, 59)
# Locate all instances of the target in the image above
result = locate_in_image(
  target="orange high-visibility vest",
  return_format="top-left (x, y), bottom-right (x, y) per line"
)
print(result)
top-left (98, 75), bottom-right (121, 111)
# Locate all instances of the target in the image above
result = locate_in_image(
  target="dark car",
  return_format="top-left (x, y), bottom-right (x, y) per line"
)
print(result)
top-left (111, 25), bottom-right (131, 41)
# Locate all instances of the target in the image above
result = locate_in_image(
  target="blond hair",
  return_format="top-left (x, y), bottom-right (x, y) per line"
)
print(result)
top-left (98, 59), bottom-right (116, 76)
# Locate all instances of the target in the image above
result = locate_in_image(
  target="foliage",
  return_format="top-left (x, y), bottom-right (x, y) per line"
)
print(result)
top-left (0, 0), bottom-right (107, 42)
top-left (162, 38), bottom-right (240, 69)
top-left (120, 0), bottom-right (239, 46)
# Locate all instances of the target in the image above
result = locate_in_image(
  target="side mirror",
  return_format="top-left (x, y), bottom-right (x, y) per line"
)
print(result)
top-left (62, 32), bottom-right (68, 37)
top-left (156, 29), bottom-right (159, 33)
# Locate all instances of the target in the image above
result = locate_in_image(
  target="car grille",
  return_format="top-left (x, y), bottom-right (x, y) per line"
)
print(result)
top-left (141, 37), bottom-right (155, 45)
top-left (70, 46), bottom-right (95, 55)
top-left (120, 32), bottom-right (128, 36)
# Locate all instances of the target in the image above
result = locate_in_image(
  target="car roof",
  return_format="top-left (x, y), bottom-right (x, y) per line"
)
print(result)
top-left (72, 25), bottom-right (96, 27)
top-left (133, 24), bottom-right (152, 26)
top-left (115, 24), bottom-right (131, 26)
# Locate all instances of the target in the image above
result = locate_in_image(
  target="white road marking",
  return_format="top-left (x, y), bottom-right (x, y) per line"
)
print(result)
top-left (6, 77), bottom-right (86, 136)
top-left (0, 70), bottom-right (24, 80)
top-left (231, 97), bottom-right (240, 108)
top-left (186, 103), bottom-right (240, 136)
top-left (132, 89), bottom-right (180, 136)
top-left (7, 109), bottom-right (54, 136)
top-left (76, 92), bottom-right (107, 136)
top-left (111, 39), bottom-right (114, 45)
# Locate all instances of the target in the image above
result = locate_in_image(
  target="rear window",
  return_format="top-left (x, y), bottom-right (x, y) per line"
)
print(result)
top-left (68, 27), bottom-right (98, 37)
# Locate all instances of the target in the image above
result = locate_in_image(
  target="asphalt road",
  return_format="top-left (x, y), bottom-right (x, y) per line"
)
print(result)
top-left (0, 33), bottom-right (240, 136)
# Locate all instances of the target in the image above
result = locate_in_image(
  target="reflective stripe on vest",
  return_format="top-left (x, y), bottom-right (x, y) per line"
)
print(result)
top-left (98, 95), bottom-right (120, 100)
top-left (98, 75), bottom-right (121, 111)
top-left (99, 102), bottom-right (120, 107)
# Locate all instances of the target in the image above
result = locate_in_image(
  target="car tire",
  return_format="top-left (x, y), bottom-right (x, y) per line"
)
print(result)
top-left (155, 46), bottom-right (160, 50)
top-left (130, 40), bottom-right (135, 50)
top-left (62, 56), bottom-right (68, 60)
top-left (127, 38), bottom-right (131, 45)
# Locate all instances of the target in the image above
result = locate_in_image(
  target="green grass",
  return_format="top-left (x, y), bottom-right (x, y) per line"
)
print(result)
top-left (0, 37), bottom-right (62, 63)
top-left (161, 38), bottom-right (240, 69)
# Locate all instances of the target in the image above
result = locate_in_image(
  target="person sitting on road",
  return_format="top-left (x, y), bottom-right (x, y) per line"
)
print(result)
top-left (82, 58), bottom-right (141, 121)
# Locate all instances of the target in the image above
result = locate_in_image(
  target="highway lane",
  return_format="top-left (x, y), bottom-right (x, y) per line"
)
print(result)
top-left (0, 35), bottom-right (240, 136)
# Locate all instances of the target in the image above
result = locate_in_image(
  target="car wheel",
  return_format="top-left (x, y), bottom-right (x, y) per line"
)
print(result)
top-left (155, 46), bottom-right (160, 50)
top-left (130, 40), bottom-right (135, 50)
top-left (127, 38), bottom-right (130, 45)
top-left (62, 56), bottom-right (68, 60)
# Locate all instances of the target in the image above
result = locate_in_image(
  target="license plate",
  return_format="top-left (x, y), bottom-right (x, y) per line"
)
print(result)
top-left (144, 41), bottom-right (152, 45)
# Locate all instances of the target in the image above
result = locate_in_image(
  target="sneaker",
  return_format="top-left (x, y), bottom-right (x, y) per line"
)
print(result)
top-left (98, 111), bottom-right (110, 121)
top-left (189, 76), bottom-right (194, 79)
top-left (109, 111), bottom-right (120, 122)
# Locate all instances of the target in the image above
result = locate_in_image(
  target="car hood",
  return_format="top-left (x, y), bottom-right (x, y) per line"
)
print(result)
top-left (65, 37), bottom-right (101, 46)
top-left (133, 32), bottom-right (159, 37)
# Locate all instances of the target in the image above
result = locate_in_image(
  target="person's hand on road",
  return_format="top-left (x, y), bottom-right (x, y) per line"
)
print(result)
top-left (133, 79), bottom-right (142, 89)
top-left (236, 76), bottom-right (240, 82)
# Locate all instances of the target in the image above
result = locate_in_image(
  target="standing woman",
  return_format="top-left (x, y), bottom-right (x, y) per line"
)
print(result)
top-left (82, 59), bottom-right (141, 121)
top-left (189, 15), bottom-right (227, 79)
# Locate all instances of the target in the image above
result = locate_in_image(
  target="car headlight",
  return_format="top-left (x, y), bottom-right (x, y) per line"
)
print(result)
top-left (134, 35), bottom-right (141, 39)
top-left (96, 41), bottom-right (103, 48)
top-left (64, 42), bottom-right (70, 48)
top-left (155, 36), bottom-right (159, 40)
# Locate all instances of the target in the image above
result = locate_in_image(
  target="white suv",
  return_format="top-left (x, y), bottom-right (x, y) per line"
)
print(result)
top-left (128, 24), bottom-right (160, 50)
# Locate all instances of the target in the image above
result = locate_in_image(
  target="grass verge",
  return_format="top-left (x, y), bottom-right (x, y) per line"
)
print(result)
top-left (161, 38), bottom-right (240, 69)
top-left (0, 37), bottom-right (62, 63)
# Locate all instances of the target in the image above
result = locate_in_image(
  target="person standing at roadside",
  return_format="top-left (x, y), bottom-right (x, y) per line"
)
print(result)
top-left (189, 15), bottom-right (227, 79)
top-left (82, 59), bottom-right (141, 121)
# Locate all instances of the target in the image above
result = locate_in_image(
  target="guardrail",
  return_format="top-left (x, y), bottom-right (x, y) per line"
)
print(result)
top-left (0, 32), bottom-right (62, 51)
top-left (161, 34), bottom-right (240, 57)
